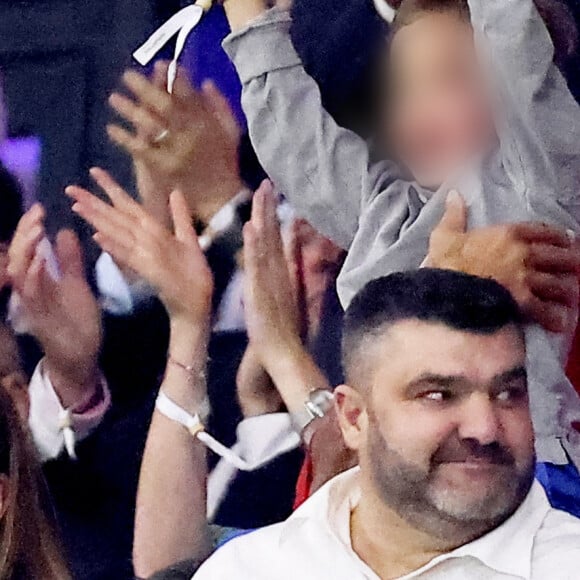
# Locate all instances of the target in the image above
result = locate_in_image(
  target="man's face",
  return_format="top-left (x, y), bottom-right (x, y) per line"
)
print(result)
top-left (347, 320), bottom-right (534, 537)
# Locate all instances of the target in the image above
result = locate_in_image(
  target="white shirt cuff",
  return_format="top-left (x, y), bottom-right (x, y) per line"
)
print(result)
top-left (28, 359), bottom-right (111, 462)
top-left (96, 252), bottom-right (155, 315)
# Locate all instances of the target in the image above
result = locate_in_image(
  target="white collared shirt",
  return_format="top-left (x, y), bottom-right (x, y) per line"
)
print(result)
top-left (194, 467), bottom-right (580, 580)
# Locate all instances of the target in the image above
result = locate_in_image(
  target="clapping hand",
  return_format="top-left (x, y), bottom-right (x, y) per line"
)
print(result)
top-left (7, 205), bottom-right (101, 407)
top-left (67, 168), bottom-right (213, 327)
top-left (108, 62), bottom-right (243, 226)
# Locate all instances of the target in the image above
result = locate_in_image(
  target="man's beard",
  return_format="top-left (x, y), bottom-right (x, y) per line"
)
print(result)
top-left (366, 412), bottom-right (535, 542)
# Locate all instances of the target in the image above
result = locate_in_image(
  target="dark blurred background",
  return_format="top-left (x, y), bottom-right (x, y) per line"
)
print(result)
top-left (0, 0), bottom-right (181, 246)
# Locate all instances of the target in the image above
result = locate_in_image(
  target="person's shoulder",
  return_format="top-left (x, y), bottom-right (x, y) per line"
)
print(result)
top-left (193, 523), bottom-right (286, 579)
top-left (532, 506), bottom-right (580, 574)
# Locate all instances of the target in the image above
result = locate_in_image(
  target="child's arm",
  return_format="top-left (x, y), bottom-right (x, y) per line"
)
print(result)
top-left (222, 8), bottom-right (398, 250)
top-left (469, 0), bottom-right (580, 222)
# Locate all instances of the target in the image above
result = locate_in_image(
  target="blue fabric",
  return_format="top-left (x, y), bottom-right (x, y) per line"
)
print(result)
top-left (214, 527), bottom-right (254, 549)
top-left (536, 461), bottom-right (580, 518)
top-left (181, 6), bottom-right (244, 127)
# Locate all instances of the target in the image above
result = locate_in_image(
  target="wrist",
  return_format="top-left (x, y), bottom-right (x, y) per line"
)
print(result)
top-left (260, 345), bottom-right (327, 414)
top-left (223, 0), bottom-right (269, 31)
top-left (169, 318), bottom-right (210, 359)
top-left (164, 324), bottom-right (210, 413)
top-left (45, 357), bottom-right (101, 410)
top-left (190, 176), bottom-right (245, 225)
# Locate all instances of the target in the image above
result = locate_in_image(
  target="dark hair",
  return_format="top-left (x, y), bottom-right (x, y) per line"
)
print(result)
top-left (393, 0), bottom-right (579, 72)
top-left (0, 163), bottom-right (23, 244)
top-left (342, 269), bottom-right (523, 381)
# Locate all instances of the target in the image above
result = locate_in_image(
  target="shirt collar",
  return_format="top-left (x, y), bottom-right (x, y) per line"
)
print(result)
top-left (280, 468), bottom-right (550, 580)
top-left (450, 480), bottom-right (550, 579)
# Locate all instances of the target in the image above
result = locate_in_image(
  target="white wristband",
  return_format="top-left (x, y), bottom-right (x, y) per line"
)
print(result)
top-left (155, 391), bottom-right (209, 436)
top-left (155, 390), bottom-right (288, 471)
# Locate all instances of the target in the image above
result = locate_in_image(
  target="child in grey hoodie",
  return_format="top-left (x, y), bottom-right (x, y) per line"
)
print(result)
top-left (221, 0), bottom-right (580, 470)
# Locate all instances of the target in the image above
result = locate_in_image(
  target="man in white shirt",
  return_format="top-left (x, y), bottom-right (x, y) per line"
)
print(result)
top-left (194, 269), bottom-right (580, 579)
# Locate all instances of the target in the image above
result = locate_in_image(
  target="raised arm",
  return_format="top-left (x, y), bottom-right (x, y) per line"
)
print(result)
top-left (222, 3), bottom-right (397, 249)
top-left (7, 205), bottom-right (109, 460)
top-left (66, 170), bottom-right (214, 578)
top-left (469, 0), bottom-right (580, 218)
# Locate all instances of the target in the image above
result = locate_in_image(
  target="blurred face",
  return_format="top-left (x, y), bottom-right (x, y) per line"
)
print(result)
top-left (338, 320), bottom-right (534, 539)
top-left (387, 12), bottom-right (496, 189)
top-left (292, 219), bottom-right (344, 338)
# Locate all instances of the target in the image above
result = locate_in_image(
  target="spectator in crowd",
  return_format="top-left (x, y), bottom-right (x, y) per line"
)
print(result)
top-left (68, 171), bottom-right (580, 578)
top-left (0, 385), bottom-right (71, 579)
top-left (66, 164), bottom-right (342, 575)
top-left (219, 0), bottom-right (580, 485)
top-left (195, 269), bottom-right (580, 579)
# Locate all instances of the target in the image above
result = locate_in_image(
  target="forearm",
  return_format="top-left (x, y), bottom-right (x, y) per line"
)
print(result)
top-left (223, 8), bottom-right (389, 249)
top-left (237, 348), bottom-right (284, 418)
top-left (263, 344), bottom-right (331, 416)
top-left (469, 0), bottom-right (580, 206)
top-left (223, 0), bottom-right (268, 33)
top-left (133, 320), bottom-right (211, 578)
top-left (44, 355), bottom-right (100, 410)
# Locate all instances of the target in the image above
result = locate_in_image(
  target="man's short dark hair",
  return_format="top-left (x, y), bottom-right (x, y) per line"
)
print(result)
top-left (342, 269), bottom-right (523, 384)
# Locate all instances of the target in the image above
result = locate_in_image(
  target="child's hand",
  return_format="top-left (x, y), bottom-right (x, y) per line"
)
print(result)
top-left (428, 191), bottom-right (579, 333)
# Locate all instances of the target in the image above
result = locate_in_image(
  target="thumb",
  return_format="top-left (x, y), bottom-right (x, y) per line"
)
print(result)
top-left (55, 229), bottom-right (84, 279)
top-left (437, 190), bottom-right (467, 233)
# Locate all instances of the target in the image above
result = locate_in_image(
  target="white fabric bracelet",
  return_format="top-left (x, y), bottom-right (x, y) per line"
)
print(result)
top-left (156, 391), bottom-right (208, 436)
top-left (155, 391), bottom-right (293, 471)
top-left (58, 409), bottom-right (77, 460)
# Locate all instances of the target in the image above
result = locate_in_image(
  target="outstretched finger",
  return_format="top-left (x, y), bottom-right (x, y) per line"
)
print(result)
top-left (515, 222), bottom-right (573, 248)
top-left (152, 60), bottom-right (170, 90)
top-left (243, 222), bottom-right (263, 297)
top-left (172, 65), bottom-right (195, 101)
top-left (89, 167), bottom-right (141, 216)
top-left (55, 230), bottom-right (84, 280)
top-left (169, 190), bottom-right (197, 247)
top-left (67, 187), bottom-right (135, 250)
top-left (109, 92), bottom-right (165, 140)
top-left (92, 232), bottom-right (134, 273)
top-left (107, 124), bottom-right (148, 157)
top-left (202, 80), bottom-right (240, 142)
top-left (522, 294), bottom-right (571, 334)
top-left (528, 271), bottom-right (579, 308)
top-left (21, 251), bottom-right (53, 310)
top-left (528, 243), bottom-right (580, 273)
top-left (7, 205), bottom-right (46, 291)
top-left (435, 190), bottom-right (467, 233)
top-left (122, 70), bottom-right (174, 122)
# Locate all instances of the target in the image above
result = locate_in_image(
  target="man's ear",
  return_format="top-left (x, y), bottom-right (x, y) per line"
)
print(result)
top-left (334, 384), bottom-right (367, 452)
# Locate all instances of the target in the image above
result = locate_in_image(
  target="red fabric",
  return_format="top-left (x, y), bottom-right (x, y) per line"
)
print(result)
top-left (293, 451), bottom-right (314, 509)
top-left (567, 321), bottom-right (580, 398)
